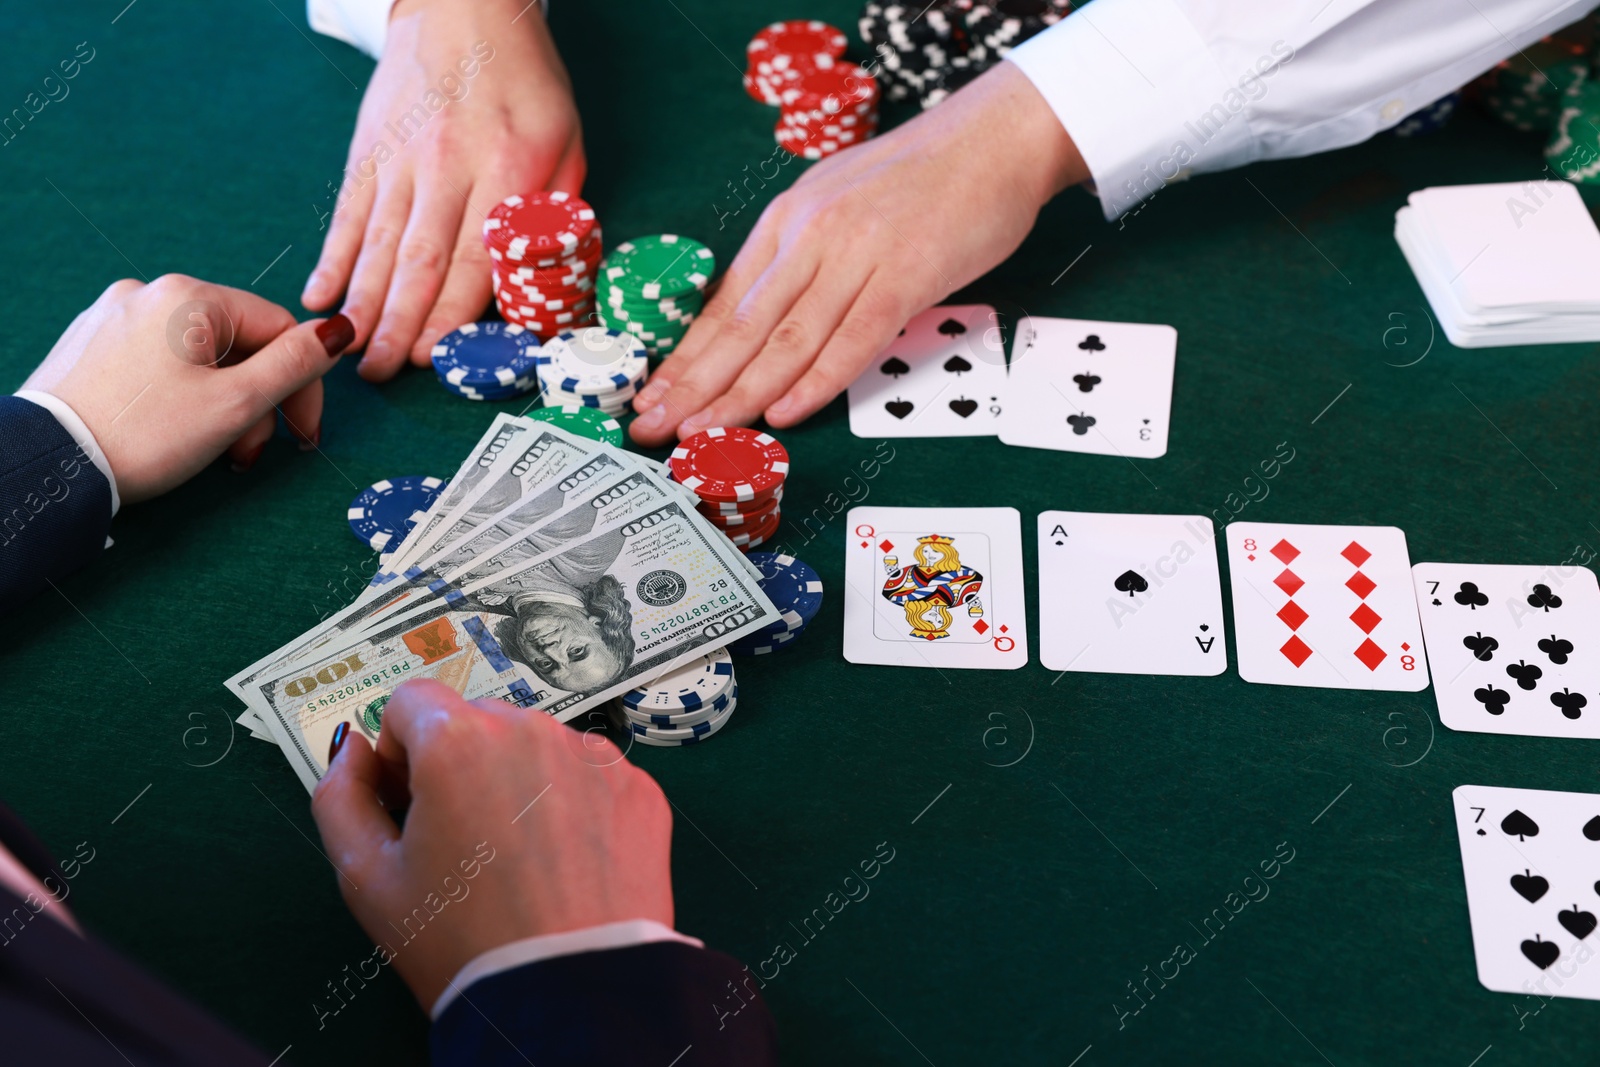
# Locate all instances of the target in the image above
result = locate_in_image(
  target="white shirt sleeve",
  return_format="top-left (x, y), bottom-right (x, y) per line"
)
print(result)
top-left (428, 919), bottom-right (704, 1019)
top-left (306, 0), bottom-right (401, 59)
top-left (14, 390), bottom-right (119, 517)
top-left (1008, 0), bottom-right (1600, 220)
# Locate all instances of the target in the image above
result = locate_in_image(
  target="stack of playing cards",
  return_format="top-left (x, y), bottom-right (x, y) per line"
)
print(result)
top-left (1394, 182), bottom-right (1600, 347)
top-left (846, 306), bottom-right (1176, 459)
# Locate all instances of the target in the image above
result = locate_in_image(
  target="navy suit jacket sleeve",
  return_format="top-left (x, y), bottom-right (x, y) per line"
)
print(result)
top-left (0, 396), bottom-right (112, 607)
top-left (431, 941), bottom-right (779, 1066)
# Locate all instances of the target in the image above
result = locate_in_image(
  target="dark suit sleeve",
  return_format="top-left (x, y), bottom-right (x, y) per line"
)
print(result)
top-left (431, 942), bottom-right (779, 1067)
top-left (0, 396), bottom-right (113, 607)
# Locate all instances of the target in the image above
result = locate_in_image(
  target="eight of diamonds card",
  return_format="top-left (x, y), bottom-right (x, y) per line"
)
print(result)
top-left (1453, 784), bottom-right (1600, 1000)
top-left (1037, 512), bottom-right (1226, 675)
top-left (1413, 563), bottom-right (1600, 739)
top-left (843, 506), bottom-right (1028, 670)
top-left (1225, 522), bottom-right (1428, 690)
top-left (847, 304), bottom-right (1009, 438)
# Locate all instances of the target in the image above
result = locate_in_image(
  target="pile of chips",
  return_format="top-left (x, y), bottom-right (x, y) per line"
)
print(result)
top-left (745, 19), bottom-right (848, 104)
top-left (484, 191), bottom-right (601, 336)
top-left (430, 321), bottom-right (542, 400)
top-left (858, 0), bottom-right (1070, 110)
top-left (347, 475), bottom-right (446, 552)
top-left (613, 647), bottom-right (740, 746)
top-left (527, 403), bottom-right (625, 447)
top-left (776, 63), bottom-right (880, 159)
top-left (728, 552), bottom-right (823, 656)
top-left (596, 235), bottom-right (715, 358)
top-left (534, 327), bottom-right (649, 417)
top-left (1475, 35), bottom-right (1590, 133)
top-left (668, 426), bottom-right (789, 554)
top-left (1392, 92), bottom-right (1460, 138)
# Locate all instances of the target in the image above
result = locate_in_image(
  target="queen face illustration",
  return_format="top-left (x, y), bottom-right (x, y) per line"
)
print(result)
top-left (881, 535), bottom-right (985, 641)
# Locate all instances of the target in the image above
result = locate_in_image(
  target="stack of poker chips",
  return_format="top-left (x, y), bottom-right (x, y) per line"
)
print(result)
top-left (744, 19), bottom-right (848, 105)
top-left (960, 0), bottom-right (1073, 66)
top-left (1391, 92), bottom-right (1460, 138)
top-left (595, 235), bottom-right (714, 358)
top-left (776, 63), bottom-right (880, 159)
top-left (668, 426), bottom-right (788, 554)
top-left (1474, 35), bottom-right (1589, 133)
top-left (858, 0), bottom-right (1070, 110)
top-left (347, 475), bottom-right (446, 553)
top-left (430, 321), bottom-right (543, 401)
top-left (612, 648), bottom-right (740, 746)
top-left (526, 403), bottom-right (625, 447)
top-left (483, 191), bottom-right (600, 335)
top-left (534, 327), bottom-right (648, 417)
top-left (727, 552), bottom-right (823, 656)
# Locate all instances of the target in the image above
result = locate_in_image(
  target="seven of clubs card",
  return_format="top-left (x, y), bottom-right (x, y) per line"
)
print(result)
top-left (1413, 563), bottom-right (1600, 739)
top-left (996, 316), bottom-right (1176, 458)
top-left (1037, 512), bottom-right (1225, 675)
top-left (1226, 522), bottom-right (1428, 690)
top-left (1453, 784), bottom-right (1600, 1000)
top-left (847, 304), bottom-right (1008, 438)
top-left (843, 506), bottom-right (1028, 670)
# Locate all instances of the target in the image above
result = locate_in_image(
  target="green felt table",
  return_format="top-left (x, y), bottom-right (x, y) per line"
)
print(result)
top-left (3, 2), bottom-right (1599, 1064)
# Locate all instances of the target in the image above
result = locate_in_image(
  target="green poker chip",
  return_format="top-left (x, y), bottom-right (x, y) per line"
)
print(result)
top-left (602, 235), bottom-right (715, 300)
top-left (529, 402), bottom-right (627, 444)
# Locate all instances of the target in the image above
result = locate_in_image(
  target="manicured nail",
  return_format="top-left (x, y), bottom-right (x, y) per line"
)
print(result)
top-left (328, 721), bottom-right (350, 765)
top-left (230, 442), bottom-right (265, 474)
top-left (298, 425), bottom-right (321, 452)
top-left (632, 404), bottom-right (670, 433)
top-left (316, 313), bottom-right (355, 357)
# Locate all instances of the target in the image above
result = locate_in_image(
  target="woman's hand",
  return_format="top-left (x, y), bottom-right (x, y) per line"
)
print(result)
top-left (23, 275), bottom-right (351, 503)
top-left (303, 0), bottom-right (585, 382)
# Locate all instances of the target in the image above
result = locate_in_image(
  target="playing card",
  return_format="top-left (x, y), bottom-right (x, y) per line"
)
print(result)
top-left (1414, 563), bottom-right (1600, 739)
top-left (1037, 512), bottom-right (1225, 675)
top-left (1452, 784), bottom-right (1600, 1000)
top-left (996, 315), bottom-right (1175, 458)
top-left (847, 304), bottom-right (1008, 438)
top-left (843, 506), bottom-right (1027, 670)
top-left (1225, 522), bottom-right (1428, 690)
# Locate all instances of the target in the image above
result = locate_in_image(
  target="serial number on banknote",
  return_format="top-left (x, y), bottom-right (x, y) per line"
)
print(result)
top-left (287, 659), bottom-right (415, 713)
top-left (642, 593), bottom-right (751, 637)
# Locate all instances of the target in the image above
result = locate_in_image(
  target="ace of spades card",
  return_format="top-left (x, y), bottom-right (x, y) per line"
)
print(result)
top-left (1037, 512), bottom-right (1226, 675)
top-left (1225, 522), bottom-right (1429, 690)
top-left (843, 506), bottom-right (1028, 669)
top-left (996, 315), bottom-right (1176, 458)
top-left (1413, 563), bottom-right (1600, 739)
top-left (846, 304), bottom-right (1008, 438)
top-left (1453, 784), bottom-right (1600, 1000)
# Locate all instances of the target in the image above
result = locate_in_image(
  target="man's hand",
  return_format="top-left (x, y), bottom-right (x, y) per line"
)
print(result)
top-left (629, 61), bottom-right (1088, 445)
top-left (310, 680), bottom-right (675, 1014)
top-left (302, 0), bottom-right (584, 382)
top-left (23, 276), bottom-right (351, 501)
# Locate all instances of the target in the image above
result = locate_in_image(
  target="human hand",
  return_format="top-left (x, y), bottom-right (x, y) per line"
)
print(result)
top-left (22, 275), bottom-right (352, 503)
top-left (310, 680), bottom-right (675, 1013)
top-left (303, 0), bottom-right (585, 382)
top-left (629, 61), bottom-right (1088, 445)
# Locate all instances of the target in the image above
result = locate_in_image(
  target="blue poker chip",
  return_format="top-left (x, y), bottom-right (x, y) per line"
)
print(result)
top-left (728, 626), bottom-right (802, 656)
top-left (621, 649), bottom-right (735, 712)
top-left (1393, 91), bottom-right (1458, 138)
top-left (347, 475), bottom-right (446, 552)
top-left (431, 321), bottom-right (542, 388)
top-left (745, 553), bottom-right (823, 634)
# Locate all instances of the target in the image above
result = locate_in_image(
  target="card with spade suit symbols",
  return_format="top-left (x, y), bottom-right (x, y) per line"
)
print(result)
top-left (1037, 512), bottom-right (1226, 675)
top-left (996, 316), bottom-right (1176, 458)
top-left (843, 506), bottom-right (1028, 669)
top-left (846, 304), bottom-right (1009, 438)
top-left (1413, 563), bottom-right (1600, 739)
top-left (1226, 522), bottom-right (1428, 690)
top-left (1452, 784), bottom-right (1600, 1000)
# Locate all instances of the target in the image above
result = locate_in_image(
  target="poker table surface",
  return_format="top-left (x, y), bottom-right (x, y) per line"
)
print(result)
top-left (4, 3), bottom-right (1599, 1065)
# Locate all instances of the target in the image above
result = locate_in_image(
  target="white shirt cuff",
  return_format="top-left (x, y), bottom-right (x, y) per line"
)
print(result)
top-left (1008, 0), bottom-right (1256, 221)
top-left (307, 0), bottom-right (400, 59)
top-left (14, 390), bottom-right (119, 517)
top-left (430, 919), bottom-right (704, 1020)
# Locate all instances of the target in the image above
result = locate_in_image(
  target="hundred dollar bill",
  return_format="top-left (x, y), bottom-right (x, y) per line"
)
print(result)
top-left (249, 499), bottom-right (780, 791)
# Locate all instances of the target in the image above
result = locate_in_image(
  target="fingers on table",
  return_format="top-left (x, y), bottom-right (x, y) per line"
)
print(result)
top-left (303, 168), bottom-right (376, 313)
top-left (408, 205), bottom-right (497, 366)
top-left (342, 181), bottom-right (412, 380)
top-left (770, 277), bottom-right (913, 427)
top-left (368, 174), bottom-right (478, 373)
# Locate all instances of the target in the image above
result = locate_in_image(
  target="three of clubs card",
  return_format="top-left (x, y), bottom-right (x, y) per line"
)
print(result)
top-left (1037, 512), bottom-right (1225, 675)
top-left (1413, 563), bottom-right (1600, 739)
top-left (847, 304), bottom-right (1008, 438)
top-left (1225, 522), bottom-right (1428, 691)
top-left (997, 316), bottom-right (1176, 458)
top-left (1453, 784), bottom-right (1600, 1000)
top-left (843, 506), bottom-right (1028, 670)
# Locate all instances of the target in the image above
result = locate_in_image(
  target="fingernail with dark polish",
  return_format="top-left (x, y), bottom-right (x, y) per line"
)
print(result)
top-left (317, 313), bottom-right (355, 358)
top-left (328, 721), bottom-right (350, 765)
top-left (230, 443), bottom-right (265, 474)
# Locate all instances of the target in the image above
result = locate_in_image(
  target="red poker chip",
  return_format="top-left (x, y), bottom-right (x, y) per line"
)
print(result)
top-left (747, 20), bottom-right (847, 61)
top-left (779, 65), bottom-right (877, 113)
top-left (705, 499), bottom-right (780, 529)
top-left (497, 293), bottom-right (595, 317)
top-left (670, 427), bottom-right (789, 503)
top-left (497, 303), bottom-right (595, 333)
top-left (725, 507), bottom-right (782, 548)
top-left (696, 484), bottom-right (784, 515)
top-left (483, 192), bottom-right (597, 259)
top-left (488, 230), bottom-right (603, 270)
top-left (494, 281), bottom-right (596, 305)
